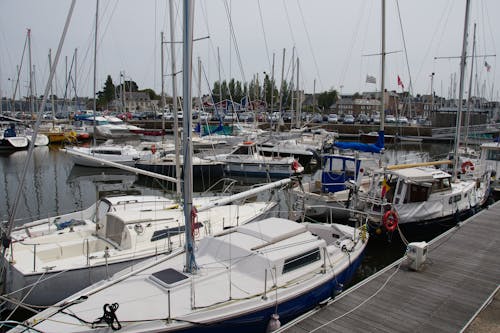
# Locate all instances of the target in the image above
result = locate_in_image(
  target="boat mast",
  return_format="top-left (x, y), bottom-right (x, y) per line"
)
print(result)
top-left (380, 0), bottom-right (386, 148)
top-left (2, 0), bottom-right (76, 267)
top-left (93, 0), bottom-right (99, 147)
top-left (169, 0), bottom-right (181, 195)
top-left (464, 23), bottom-right (476, 152)
top-left (452, 0), bottom-right (471, 182)
top-left (182, 0), bottom-right (196, 273)
top-left (160, 31), bottom-right (166, 145)
top-left (28, 28), bottom-right (34, 121)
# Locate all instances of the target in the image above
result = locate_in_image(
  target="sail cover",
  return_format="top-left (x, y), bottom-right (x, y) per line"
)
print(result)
top-left (333, 130), bottom-right (384, 153)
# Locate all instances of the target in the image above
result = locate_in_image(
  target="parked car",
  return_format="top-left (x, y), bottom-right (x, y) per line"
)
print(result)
top-left (238, 112), bottom-right (254, 122)
top-left (162, 112), bottom-right (174, 120)
top-left (117, 112), bottom-right (133, 120)
top-left (356, 114), bottom-right (370, 124)
top-left (343, 114), bottom-right (355, 124)
top-left (371, 114), bottom-right (381, 125)
top-left (396, 116), bottom-right (409, 125)
top-left (385, 114), bottom-right (396, 123)
top-left (311, 114), bottom-right (323, 123)
top-left (327, 114), bottom-right (338, 123)
top-left (198, 112), bottom-right (210, 122)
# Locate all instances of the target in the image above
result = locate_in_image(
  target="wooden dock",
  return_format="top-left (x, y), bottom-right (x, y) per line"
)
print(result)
top-left (279, 201), bottom-right (500, 333)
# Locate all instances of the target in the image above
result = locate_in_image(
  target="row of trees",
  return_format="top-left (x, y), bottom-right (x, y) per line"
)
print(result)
top-left (95, 74), bottom-right (339, 111)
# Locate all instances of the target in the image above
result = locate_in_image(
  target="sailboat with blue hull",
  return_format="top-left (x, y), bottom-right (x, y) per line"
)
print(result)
top-left (9, 1), bottom-right (368, 332)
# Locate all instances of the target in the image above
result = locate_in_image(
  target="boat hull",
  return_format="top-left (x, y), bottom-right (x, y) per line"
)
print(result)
top-left (2, 253), bottom-right (164, 309)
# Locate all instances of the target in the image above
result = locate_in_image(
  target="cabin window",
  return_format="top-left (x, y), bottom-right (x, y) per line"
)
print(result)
top-left (405, 184), bottom-right (431, 203)
top-left (486, 150), bottom-right (500, 161)
top-left (92, 150), bottom-right (122, 155)
top-left (324, 158), bottom-right (343, 173)
top-left (150, 222), bottom-right (203, 242)
top-left (233, 146), bottom-right (251, 155)
top-left (431, 178), bottom-right (451, 193)
top-left (448, 194), bottom-right (462, 204)
top-left (283, 248), bottom-right (321, 274)
top-left (344, 160), bottom-right (356, 178)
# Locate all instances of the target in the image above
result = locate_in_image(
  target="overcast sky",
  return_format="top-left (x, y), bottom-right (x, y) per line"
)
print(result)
top-left (0, 0), bottom-right (498, 102)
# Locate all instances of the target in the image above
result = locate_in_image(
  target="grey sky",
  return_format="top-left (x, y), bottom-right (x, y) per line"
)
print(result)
top-left (1, 0), bottom-right (498, 103)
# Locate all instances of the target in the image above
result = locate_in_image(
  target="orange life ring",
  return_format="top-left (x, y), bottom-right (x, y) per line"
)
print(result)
top-left (382, 210), bottom-right (398, 232)
top-left (461, 160), bottom-right (474, 173)
top-left (243, 141), bottom-right (254, 145)
top-left (151, 144), bottom-right (157, 154)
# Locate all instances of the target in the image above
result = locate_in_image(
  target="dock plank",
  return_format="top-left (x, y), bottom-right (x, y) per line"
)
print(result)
top-left (280, 201), bottom-right (500, 332)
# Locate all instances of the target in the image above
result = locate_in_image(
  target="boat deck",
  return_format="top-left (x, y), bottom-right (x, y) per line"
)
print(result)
top-left (279, 201), bottom-right (500, 332)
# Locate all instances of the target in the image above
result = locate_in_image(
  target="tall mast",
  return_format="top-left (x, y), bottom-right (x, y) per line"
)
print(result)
top-left (452, 0), bottom-right (471, 182)
top-left (380, 0), bottom-right (386, 143)
top-left (464, 23), bottom-right (476, 151)
top-left (296, 57), bottom-right (301, 128)
top-left (278, 48), bottom-right (285, 114)
top-left (270, 52), bottom-right (275, 114)
top-left (160, 31), bottom-right (166, 144)
top-left (169, 0), bottom-right (181, 195)
top-left (92, 0), bottom-right (99, 146)
top-left (182, 0), bottom-right (196, 273)
top-left (28, 28), bottom-right (34, 120)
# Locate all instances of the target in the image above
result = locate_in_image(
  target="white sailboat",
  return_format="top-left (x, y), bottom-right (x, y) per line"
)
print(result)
top-left (10, 2), bottom-right (367, 332)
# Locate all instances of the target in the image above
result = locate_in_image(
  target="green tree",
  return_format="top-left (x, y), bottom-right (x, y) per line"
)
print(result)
top-left (97, 75), bottom-right (115, 108)
top-left (317, 89), bottom-right (339, 110)
top-left (139, 88), bottom-right (159, 100)
top-left (116, 80), bottom-right (139, 95)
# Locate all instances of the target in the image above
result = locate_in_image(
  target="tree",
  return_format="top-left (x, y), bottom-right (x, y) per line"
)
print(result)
top-left (317, 89), bottom-right (339, 110)
top-left (139, 88), bottom-right (159, 100)
top-left (116, 80), bottom-right (139, 96)
top-left (97, 75), bottom-right (115, 108)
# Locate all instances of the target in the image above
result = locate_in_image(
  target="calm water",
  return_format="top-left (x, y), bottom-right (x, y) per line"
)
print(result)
top-left (0, 142), bottom-right (454, 295)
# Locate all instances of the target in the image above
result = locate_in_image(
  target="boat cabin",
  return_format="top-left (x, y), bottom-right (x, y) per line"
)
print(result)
top-left (320, 154), bottom-right (366, 193)
top-left (383, 167), bottom-right (452, 204)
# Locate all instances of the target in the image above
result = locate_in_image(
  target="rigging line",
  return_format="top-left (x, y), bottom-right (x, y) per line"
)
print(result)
top-left (296, 0), bottom-right (324, 92)
top-left (257, 0), bottom-right (272, 70)
top-left (223, 0), bottom-right (247, 84)
top-left (395, 0), bottom-right (414, 96)
top-left (282, 0), bottom-right (296, 47)
top-left (309, 259), bottom-right (403, 333)
top-left (416, 0), bottom-right (454, 86)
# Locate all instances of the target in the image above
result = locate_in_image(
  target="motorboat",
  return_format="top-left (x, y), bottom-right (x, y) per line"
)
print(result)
top-left (351, 163), bottom-right (491, 238)
top-left (292, 153), bottom-right (375, 222)
top-left (205, 140), bottom-right (304, 180)
top-left (63, 144), bottom-right (154, 167)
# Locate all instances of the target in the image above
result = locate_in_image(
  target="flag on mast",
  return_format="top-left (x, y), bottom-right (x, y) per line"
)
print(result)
top-left (485, 61), bottom-right (491, 72)
top-left (397, 75), bottom-right (404, 89)
top-left (366, 75), bottom-right (376, 84)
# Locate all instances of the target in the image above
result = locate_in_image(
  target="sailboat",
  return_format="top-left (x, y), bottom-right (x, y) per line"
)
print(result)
top-left (11, 2), bottom-right (367, 332)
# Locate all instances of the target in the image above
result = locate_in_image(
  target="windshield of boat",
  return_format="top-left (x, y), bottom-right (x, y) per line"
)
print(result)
top-left (95, 200), bottom-right (111, 224)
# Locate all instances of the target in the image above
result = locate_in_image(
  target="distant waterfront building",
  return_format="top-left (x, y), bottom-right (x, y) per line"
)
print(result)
top-left (110, 92), bottom-right (157, 112)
